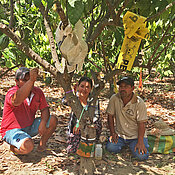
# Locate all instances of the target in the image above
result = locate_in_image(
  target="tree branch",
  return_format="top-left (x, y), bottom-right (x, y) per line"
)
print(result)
top-left (0, 23), bottom-right (57, 77)
top-left (105, 0), bottom-right (117, 21)
top-left (151, 35), bottom-right (175, 67)
top-left (0, 64), bottom-right (21, 78)
top-left (104, 69), bottom-right (122, 81)
top-left (100, 38), bottom-right (109, 73)
top-left (105, 0), bottom-right (122, 25)
top-left (9, 0), bottom-right (15, 29)
top-left (86, 20), bottom-right (97, 47)
top-left (86, 58), bottom-right (103, 72)
top-left (116, 0), bottom-right (130, 21)
top-left (87, 17), bottom-right (116, 48)
top-left (55, 1), bottom-right (68, 29)
top-left (39, 2), bottom-right (63, 73)
top-left (87, 0), bottom-right (124, 49)
top-left (147, 18), bottom-right (174, 67)
top-left (146, 1), bottom-right (175, 22)
top-left (86, 2), bottom-right (106, 48)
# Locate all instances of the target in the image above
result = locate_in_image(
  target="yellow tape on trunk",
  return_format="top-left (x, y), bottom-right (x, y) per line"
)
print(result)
top-left (117, 11), bottom-right (149, 71)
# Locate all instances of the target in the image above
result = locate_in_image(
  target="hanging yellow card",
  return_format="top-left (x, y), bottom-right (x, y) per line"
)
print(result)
top-left (116, 11), bottom-right (149, 71)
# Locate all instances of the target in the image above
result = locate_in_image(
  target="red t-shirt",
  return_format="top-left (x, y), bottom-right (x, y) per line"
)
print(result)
top-left (1, 85), bottom-right (49, 138)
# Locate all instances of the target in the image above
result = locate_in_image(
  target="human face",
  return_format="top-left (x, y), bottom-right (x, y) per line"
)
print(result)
top-left (16, 73), bottom-right (30, 88)
top-left (78, 81), bottom-right (92, 99)
top-left (119, 82), bottom-right (134, 99)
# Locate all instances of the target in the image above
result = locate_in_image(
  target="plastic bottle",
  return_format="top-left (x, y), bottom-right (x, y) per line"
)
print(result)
top-left (95, 144), bottom-right (102, 160)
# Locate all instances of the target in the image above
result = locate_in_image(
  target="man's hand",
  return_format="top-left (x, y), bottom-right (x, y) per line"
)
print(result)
top-left (73, 125), bottom-right (80, 134)
top-left (134, 141), bottom-right (147, 155)
top-left (107, 114), bottom-right (118, 143)
top-left (73, 82), bottom-right (78, 93)
top-left (38, 120), bottom-right (47, 136)
top-left (30, 68), bottom-right (38, 82)
top-left (109, 132), bottom-right (119, 143)
top-left (136, 122), bottom-right (147, 154)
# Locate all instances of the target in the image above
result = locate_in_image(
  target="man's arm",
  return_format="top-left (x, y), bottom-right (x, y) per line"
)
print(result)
top-left (135, 121), bottom-right (147, 154)
top-left (12, 68), bottom-right (38, 106)
top-left (38, 107), bottom-right (50, 136)
top-left (108, 113), bottom-right (118, 143)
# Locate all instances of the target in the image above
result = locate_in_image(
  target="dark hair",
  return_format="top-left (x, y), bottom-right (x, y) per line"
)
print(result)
top-left (15, 67), bottom-right (30, 80)
top-left (78, 76), bottom-right (93, 88)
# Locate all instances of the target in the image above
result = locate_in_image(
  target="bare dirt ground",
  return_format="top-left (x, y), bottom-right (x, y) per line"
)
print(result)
top-left (0, 68), bottom-right (175, 175)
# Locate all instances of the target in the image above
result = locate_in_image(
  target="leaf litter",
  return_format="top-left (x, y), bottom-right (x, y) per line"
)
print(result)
top-left (0, 68), bottom-right (174, 174)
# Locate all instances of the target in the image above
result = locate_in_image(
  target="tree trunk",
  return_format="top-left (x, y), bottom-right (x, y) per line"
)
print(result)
top-left (79, 157), bottom-right (95, 175)
top-left (78, 122), bottom-right (96, 174)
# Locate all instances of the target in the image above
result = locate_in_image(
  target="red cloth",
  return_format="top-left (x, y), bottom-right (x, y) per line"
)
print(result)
top-left (1, 85), bottom-right (48, 138)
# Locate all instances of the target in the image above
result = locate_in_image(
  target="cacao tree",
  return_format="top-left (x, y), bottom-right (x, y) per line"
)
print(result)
top-left (0, 0), bottom-right (174, 174)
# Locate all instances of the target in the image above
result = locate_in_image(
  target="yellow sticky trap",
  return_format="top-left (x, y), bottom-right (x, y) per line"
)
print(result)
top-left (117, 36), bottom-right (142, 70)
top-left (134, 23), bottom-right (149, 40)
top-left (117, 11), bottom-right (149, 71)
top-left (123, 11), bottom-right (147, 38)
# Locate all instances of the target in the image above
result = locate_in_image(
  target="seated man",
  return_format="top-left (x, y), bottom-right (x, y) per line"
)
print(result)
top-left (106, 76), bottom-right (149, 160)
top-left (1, 67), bottom-right (58, 154)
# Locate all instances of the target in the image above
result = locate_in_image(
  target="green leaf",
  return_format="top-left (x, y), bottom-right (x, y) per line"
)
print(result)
top-left (160, 10), bottom-right (170, 21)
top-left (157, 0), bottom-right (169, 12)
top-left (46, 0), bottom-right (54, 9)
top-left (6, 60), bottom-right (12, 68)
top-left (33, 0), bottom-right (41, 7)
top-left (0, 30), bottom-right (3, 37)
top-left (68, 0), bottom-right (77, 7)
top-left (2, 51), bottom-right (9, 59)
top-left (84, 0), bottom-right (93, 14)
top-left (67, 0), bottom-right (84, 25)
top-left (0, 34), bottom-right (9, 50)
top-left (114, 28), bottom-right (124, 45)
top-left (0, 5), bottom-right (5, 19)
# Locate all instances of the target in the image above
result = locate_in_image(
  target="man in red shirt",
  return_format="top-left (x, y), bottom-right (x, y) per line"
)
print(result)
top-left (1, 67), bottom-right (58, 154)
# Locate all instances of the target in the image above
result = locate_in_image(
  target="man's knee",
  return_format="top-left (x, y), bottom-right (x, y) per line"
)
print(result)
top-left (138, 153), bottom-right (149, 160)
top-left (106, 141), bottom-right (122, 153)
top-left (20, 138), bottom-right (34, 154)
top-left (132, 150), bottom-right (149, 160)
top-left (49, 116), bottom-right (58, 128)
top-left (134, 153), bottom-right (149, 160)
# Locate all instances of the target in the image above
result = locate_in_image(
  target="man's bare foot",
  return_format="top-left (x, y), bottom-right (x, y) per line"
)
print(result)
top-left (37, 145), bottom-right (47, 152)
